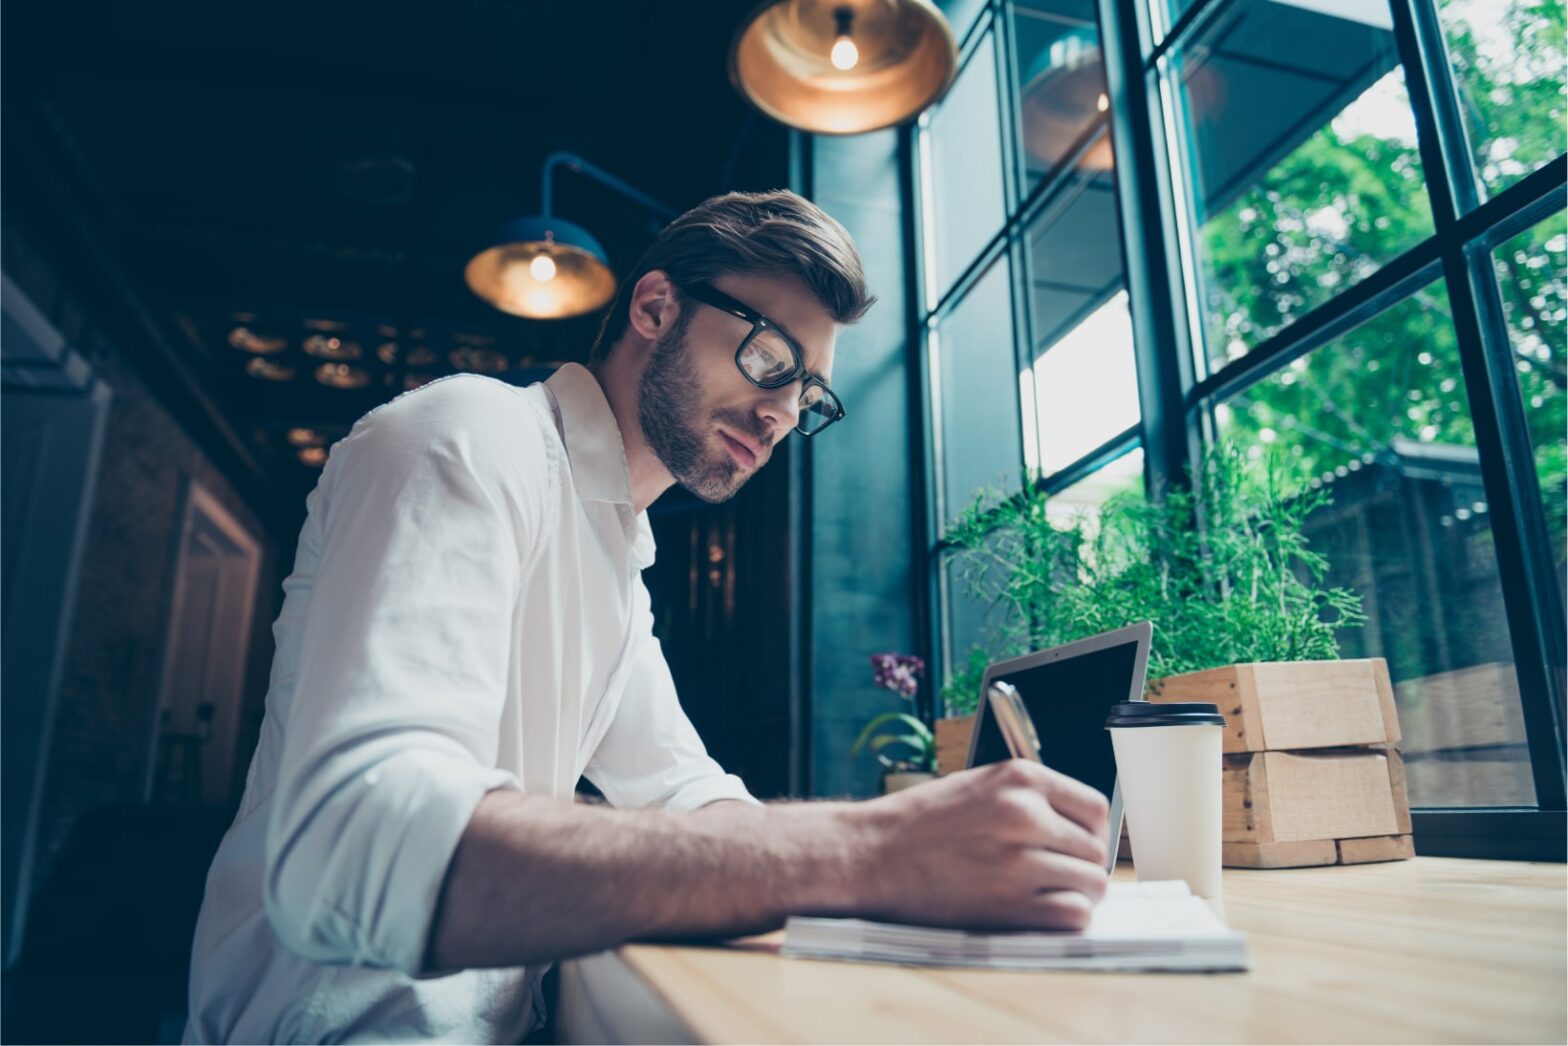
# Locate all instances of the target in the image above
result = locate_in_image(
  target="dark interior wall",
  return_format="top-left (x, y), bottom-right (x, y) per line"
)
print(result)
top-left (635, 130), bottom-right (803, 801)
top-left (1, 207), bottom-right (283, 914)
top-left (644, 451), bottom-right (798, 799)
top-left (807, 130), bottom-right (922, 798)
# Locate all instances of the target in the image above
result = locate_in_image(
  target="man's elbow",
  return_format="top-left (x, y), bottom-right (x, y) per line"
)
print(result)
top-left (262, 837), bottom-right (361, 967)
top-left (263, 813), bottom-right (423, 973)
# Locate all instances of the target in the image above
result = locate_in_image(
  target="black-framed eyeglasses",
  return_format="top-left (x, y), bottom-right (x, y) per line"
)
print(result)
top-left (681, 282), bottom-right (845, 436)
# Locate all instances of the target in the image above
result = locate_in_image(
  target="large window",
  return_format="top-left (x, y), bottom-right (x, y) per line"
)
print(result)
top-left (1212, 284), bottom-right (1537, 806)
top-left (923, 32), bottom-right (1007, 302)
top-left (1435, 0), bottom-right (1566, 204)
top-left (1167, 0), bottom-right (1434, 374)
top-left (1491, 212), bottom-right (1567, 607)
top-left (918, 0), bottom-right (1145, 677)
top-left (910, 0), bottom-right (1565, 854)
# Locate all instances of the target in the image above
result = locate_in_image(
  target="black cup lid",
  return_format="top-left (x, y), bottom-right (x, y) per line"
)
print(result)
top-left (1104, 701), bottom-right (1226, 728)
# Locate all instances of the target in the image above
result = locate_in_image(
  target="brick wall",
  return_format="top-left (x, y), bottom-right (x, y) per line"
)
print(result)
top-left (3, 221), bottom-right (286, 899)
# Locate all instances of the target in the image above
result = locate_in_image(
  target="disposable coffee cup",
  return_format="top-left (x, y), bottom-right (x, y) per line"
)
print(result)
top-left (1105, 701), bottom-right (1226, 899)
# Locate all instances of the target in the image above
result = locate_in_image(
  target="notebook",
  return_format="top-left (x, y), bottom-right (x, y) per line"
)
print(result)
top-left (781, 880), bottom-right (1249, 973)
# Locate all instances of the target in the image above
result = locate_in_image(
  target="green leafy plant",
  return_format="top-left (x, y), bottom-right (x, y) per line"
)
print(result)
top-left (940, 442), bottom-right (1366, 716)
top-left (850, 712), bottom-right (936, 773)
top-left (852, 653), bottom-right (937, 772)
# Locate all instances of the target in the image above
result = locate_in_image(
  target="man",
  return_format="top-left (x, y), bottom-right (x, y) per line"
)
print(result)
top-left (184, 190), bottom-right (1109, 1043)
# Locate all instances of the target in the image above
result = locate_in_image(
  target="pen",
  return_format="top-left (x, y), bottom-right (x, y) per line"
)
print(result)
top-left (987, 680), bottom-right (1043, 763)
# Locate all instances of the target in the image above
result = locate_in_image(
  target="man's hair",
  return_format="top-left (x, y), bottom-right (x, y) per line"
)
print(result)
top-left (589, 189), bottom-right (875, 364)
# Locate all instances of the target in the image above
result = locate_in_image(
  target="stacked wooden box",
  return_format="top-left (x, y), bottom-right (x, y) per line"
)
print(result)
top-left (934, 716), bottom-right (974, 777)
top-left (1150, 658), bottom-right (1414, 868)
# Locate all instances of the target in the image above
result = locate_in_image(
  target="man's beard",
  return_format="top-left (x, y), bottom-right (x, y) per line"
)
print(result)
top-left (637, 320), bottom-right (766, 504)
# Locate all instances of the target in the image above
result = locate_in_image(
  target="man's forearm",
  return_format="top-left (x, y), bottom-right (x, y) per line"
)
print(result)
top-left (425, 790), bottom-right (872, 971)
top-left (426, 760), bottom-right (1114, 973)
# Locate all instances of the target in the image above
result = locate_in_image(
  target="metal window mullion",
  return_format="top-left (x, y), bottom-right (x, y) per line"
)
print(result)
top-left (1011, 225), bottom-right (1045, 482)
top-left (1039, 426), bottom-right (1142, 496)
top-left (1460, 235), bottom-right (1568, 810)
top-left (996, 0), bottom-right (1023, 224)
top-left (1390, 0), bottom-right (1568, 811)
top-left (995, 3), bottom-right (1036, 483)
top-left (789, 129), bottom-right (814, 797)
top-left (899, 120), bottom-right (940, 725)
top-left (1189, 242), bottom-right (1443, 406)
top-left (1458, 156), bottom-right (1568, 250)
top-left (911, 106), bottom-right (951, 700)
top-left (1404, 0), bottom-right (1483, 217)
top-left (1147, 0), bottom-right (1229, 70)
top-left (1101, 0), bottom-right (1197, 499)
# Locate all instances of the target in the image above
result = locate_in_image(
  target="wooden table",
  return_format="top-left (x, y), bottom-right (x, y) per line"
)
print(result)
top-left (557, 858), bottom-right (1566, 1044)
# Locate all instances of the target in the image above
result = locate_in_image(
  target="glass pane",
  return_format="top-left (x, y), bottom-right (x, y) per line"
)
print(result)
top-left (1150, 0), bottom-right (1203, 51)
top-left (945, 554), bottom-right (1002, 684)
top-left (1046, 446), bottom-right (1145, 527)
top-left (1011, 0), bottom-right (1112, 194)
top-left (1030, 283), bottom-right (1140, 475)
top-left (1169, 0), bottom-right (1435, 374)
top-left (1437, 0), bottom-right (1567, 204)
top-left (939, 0), bottom-right (990, 44)
top-left (1215, 283), bottom-right (1537, 808)
top-left (1492, 212), bottom-right (1568, 604)
top-left (936, 254), bottom-right (1024, 523)
top-left (935, 249), bottom-right (1020, 718)
top-left (924, 31), bottom-right (1007, 303)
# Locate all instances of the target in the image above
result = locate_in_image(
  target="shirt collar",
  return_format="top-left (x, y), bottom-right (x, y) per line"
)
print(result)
top-left (542, 363), bottom-right (658, 569)
top-left (544, 363), bottom-right (634, 505)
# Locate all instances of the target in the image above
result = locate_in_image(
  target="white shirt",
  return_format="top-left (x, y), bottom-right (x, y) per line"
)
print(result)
top-left (184, 365), bottom-right (757, 1044)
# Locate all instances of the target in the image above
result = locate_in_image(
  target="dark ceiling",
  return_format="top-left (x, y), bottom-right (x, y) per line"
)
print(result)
top-left (4, 0), bottom-right (791, 512)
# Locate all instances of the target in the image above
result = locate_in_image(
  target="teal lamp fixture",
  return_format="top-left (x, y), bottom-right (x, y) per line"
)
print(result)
top-left (465, 152), bottom-right (677, 320)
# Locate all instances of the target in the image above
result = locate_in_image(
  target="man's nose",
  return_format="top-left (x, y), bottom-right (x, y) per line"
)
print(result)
top-left (756, 385), bottom-right (801, 444)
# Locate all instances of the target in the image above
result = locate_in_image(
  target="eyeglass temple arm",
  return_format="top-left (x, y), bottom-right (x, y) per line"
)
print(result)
top-left (540, 152), bottom-right (679, 233)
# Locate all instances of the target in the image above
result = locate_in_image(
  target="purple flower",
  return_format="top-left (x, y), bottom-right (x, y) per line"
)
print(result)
top-left (870, 652), bottom-right (925, 701)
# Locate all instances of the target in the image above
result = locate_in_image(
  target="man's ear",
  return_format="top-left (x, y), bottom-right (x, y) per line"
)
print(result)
top-left (626, 270), bottom-right (680, 345)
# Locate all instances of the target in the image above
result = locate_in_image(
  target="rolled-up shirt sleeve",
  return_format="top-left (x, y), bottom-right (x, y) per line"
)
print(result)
top-left (583, 578), bottom-right (759, 812)
top-left (263, 376), bottom-right (552, 975)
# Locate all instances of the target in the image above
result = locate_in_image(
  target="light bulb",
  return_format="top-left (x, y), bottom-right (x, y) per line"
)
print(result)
top-left (530, 253), bottom-right (557, 281)
top-left (831, 35), bottom-right (858, 70)
top-left (830, 6), bottom-right (857, 70)
top-left (1097, 93), bottom-right (1109, 113)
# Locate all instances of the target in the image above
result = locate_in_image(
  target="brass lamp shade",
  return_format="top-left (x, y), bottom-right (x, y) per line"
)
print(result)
top-left (730, 0), bottom-right (958, 135)
top-left (464, 217), bottom-right (617, 320)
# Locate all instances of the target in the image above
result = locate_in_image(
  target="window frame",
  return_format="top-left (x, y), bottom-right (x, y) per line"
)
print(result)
top-left (907, 0), bottom-right (1566, 859)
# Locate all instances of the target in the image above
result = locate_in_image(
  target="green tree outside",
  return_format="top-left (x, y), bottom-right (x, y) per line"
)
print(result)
top-left (1194, 0), bottom-right (1565, 575)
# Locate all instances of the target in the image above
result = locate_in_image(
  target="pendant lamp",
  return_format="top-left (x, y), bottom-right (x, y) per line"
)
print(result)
top-left (729, 0), bottom-right (958, 135)
top-left (465, 152), bottom-right (676, 320)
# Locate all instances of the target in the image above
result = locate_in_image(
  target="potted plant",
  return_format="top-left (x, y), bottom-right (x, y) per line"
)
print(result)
top-left (934, 443), bottom-right (1373, 774)
top-left (851, 653), bottom-right (937, 793)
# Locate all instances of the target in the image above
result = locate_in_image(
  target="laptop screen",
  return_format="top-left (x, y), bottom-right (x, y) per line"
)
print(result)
top-left (970, 640), bottom-right (1142, 800)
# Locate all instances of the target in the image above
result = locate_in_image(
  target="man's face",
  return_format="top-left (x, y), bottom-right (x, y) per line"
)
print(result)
top-left (638, 272), bottom-right (838, 503)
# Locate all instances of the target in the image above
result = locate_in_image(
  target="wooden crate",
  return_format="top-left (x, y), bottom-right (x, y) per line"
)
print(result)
top-left (934, 715), bottom-right (974, 776)
top-left (1119, 817), bottom-right (1412, 869)
top-left (1149, 659), bottom-right (1401, 754)
top-left (1220, 746), bottom-right (1412, 868)
top-left (1222, 834), bottom-right (1416, 868)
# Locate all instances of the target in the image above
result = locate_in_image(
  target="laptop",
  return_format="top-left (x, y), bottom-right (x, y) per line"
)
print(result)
top-left (964, 621), bottom-right (1153, 873)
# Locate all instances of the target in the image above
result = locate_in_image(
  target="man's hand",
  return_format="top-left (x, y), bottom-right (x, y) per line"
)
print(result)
top-left (849, 759), bottom-right (1111, 931)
